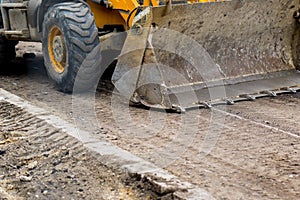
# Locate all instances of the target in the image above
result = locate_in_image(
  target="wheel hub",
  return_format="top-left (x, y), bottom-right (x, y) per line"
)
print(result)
top-left (52, 36), bottom-right (64, 63)
top-left (48, 26), bottom-right (66, 74)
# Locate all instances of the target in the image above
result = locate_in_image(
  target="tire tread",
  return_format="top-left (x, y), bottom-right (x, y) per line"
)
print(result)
top-left (42, 2), bottom-right (101, 93)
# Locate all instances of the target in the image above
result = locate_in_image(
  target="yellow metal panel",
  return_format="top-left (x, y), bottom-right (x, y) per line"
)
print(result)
top-left (189, 0), bottom-right (225, 3)
top-left (87, 0), bottom-right (223, 30)
top-left (87, 0), bottom-right (126, 29)
top-left (143, 0), bottom-right (158, 7)
top-left (106, 0), bottom-right (140, 28)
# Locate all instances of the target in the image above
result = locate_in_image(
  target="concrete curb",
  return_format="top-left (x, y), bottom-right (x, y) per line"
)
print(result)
top-left (0, 88), bottom-right (215, 199)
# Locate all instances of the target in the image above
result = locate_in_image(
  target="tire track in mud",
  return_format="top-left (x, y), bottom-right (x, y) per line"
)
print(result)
top-left (1, 81), bottom-right (300, 199)
top-left (0, 101), bottom-right (149, 199)
top-left (181, 107), bottom-right (300, 199)
top-left (215, 107), bottom-right (300, 138)
top-left (225, 95), bottom-right (300, 137)
top-left (91, 92), bottom-right (300, 199)
top-left (4, 85), bottom-right (299, 199)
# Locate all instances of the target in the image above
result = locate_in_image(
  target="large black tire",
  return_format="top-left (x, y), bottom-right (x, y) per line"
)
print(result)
top-left (42, 2), bottom-right (101, 93)
top-left (0, 36), bottom-right (17, 65)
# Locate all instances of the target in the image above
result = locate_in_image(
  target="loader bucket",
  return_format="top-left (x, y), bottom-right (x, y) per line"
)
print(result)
top-left (112, 0), bottom-right (300, 111)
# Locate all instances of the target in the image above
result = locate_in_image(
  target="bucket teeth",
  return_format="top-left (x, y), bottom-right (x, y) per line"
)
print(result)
top-left (240, 94), bottom-right (256, 101)
top-left (200, 102), bottom-right (213, 109)
top-left (263, 91), bottom-right (277, 97)
top-left (225, 99), bottom-right (235, 105)
top-left (171, 105), bottom-right (186, 113)
top-left (286, 87), bottom-right (297, 93)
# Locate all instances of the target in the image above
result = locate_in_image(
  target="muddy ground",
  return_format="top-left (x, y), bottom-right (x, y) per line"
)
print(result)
top-left (0, 101), bottom-right (150, 200)
top-left (0, 42), bottom-right (299, 199)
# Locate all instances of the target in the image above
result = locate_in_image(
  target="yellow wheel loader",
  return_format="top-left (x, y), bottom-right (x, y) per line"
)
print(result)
top-left (0, 0), bottom-right (299, 111)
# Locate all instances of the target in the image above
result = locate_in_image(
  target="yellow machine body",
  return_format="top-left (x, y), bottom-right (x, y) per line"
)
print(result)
top-left (86, 0), bottom-right (158, 30)
top-left (86, 0), bottom-right (224, 30)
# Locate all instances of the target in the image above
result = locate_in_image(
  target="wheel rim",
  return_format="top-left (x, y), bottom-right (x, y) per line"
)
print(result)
top-left (48, 26), bottom-right (67, 74)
